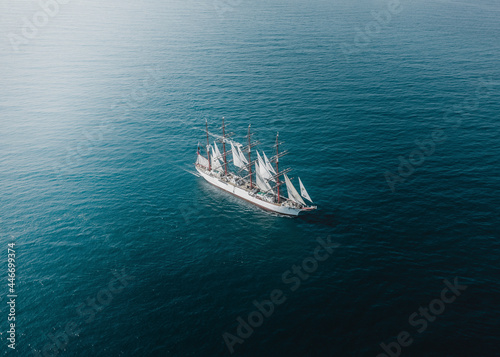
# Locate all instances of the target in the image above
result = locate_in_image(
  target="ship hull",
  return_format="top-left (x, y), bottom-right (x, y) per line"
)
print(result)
top-left (195, 166), bottom-right (311, 216)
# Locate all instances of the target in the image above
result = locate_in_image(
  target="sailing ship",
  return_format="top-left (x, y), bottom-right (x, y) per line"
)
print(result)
top-left (195, 118), bottom-right (317, 216)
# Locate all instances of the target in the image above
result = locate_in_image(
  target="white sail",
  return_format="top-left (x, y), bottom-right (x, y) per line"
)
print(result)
top-left (255, 162), bottom-right (272, 192)
top-left (213, 141), bottom-right (222, 160)
top-left (231, 142), bottom-right (244, 169)
top-left (237, 146), bottom-right (248, 168)
top-left (284, 174), bottom-right (306, 205)
top-left (210, 155), bottom-right (217, 171)
top-left (257, 151), bottom-right (273, 181)
top-left (256, 150), bottom-right (264, 166)
top-left (261, 164), bottom-right (273, 182)
top-left (263, 152), bottom-right (276, 175)
top-left (211, 146), bottom-right (222, 171)
top-left (298, 177), bottom-right (312, 202)
top-left (196, 153), bottom-right (209, 168)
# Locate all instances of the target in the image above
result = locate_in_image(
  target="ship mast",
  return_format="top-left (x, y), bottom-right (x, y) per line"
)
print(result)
top-left (247, 125), bottom-right (253, 189)
top-left (222, 117), bottom-right (228, 175)
top-left (205, 120), bottom-right (211, 170)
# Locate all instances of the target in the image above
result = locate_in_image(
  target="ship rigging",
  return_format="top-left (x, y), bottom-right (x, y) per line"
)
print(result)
top-left (195, 118), bottom-right (317, 216)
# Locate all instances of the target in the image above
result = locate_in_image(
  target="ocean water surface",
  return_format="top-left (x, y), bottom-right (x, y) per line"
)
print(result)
top-left (1, 0), bottom-right (499, 356)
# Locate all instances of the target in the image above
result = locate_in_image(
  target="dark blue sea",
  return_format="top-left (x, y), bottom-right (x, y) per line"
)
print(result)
top-left (1, 0), bottom-right (499, 356)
